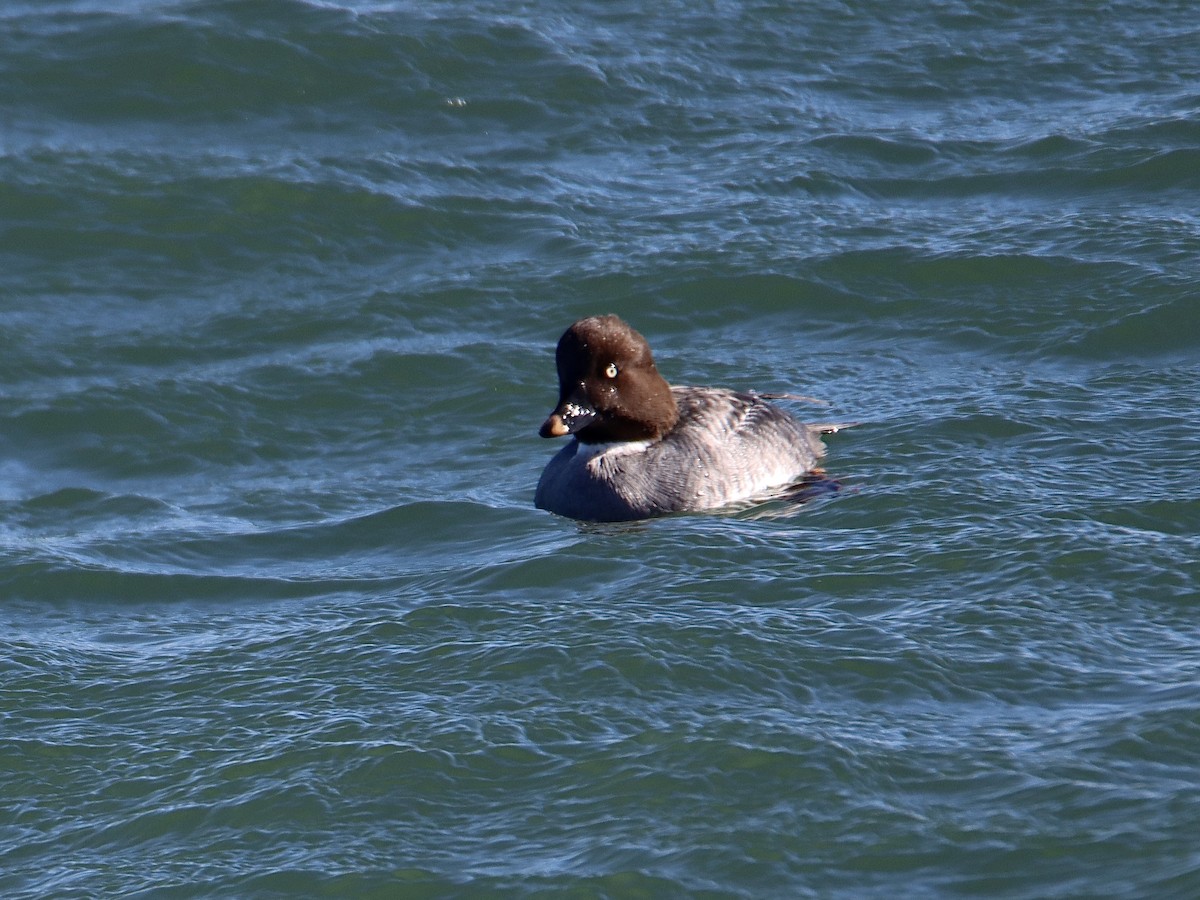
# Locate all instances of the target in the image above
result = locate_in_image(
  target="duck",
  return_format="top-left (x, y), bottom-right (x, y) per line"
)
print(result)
top-left (534, 314), bottom-right (847, 522)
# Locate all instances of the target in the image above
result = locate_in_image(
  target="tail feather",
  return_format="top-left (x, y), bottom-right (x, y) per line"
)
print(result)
top-left (810, 422), bottom-right (858, 435)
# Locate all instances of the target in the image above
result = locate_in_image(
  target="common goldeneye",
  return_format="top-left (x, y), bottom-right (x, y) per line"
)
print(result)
top-left (534, 314), bottom-right (847, 522)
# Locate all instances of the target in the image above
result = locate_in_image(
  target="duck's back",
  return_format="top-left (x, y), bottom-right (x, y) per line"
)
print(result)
top-left (535, 387), bottom-right (827, 522)
top-left (659, 387), bottom-right (826, 508)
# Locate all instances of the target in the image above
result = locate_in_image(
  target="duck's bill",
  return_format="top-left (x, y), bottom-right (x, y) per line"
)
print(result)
top-left (539, 394), bottom-right (597, 438)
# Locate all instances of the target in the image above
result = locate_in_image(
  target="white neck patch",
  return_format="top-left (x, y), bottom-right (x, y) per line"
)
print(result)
top-left (576, 439), bottom-right (654, 462)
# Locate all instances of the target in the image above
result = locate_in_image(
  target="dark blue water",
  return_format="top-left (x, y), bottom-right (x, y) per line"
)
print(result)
top-left (3, 1), bottom-right (1199, 896)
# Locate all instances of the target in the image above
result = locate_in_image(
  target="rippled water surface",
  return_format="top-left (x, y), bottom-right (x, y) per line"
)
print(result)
top-left (3, 1), bottom-right (1199, 896)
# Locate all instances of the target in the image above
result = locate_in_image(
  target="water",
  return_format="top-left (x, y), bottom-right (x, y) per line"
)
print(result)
top-left (2, 0), bottom-right (1199, 896)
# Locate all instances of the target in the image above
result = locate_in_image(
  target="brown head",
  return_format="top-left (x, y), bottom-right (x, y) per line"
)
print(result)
top-left (538, 315), bottom-right (680, 444)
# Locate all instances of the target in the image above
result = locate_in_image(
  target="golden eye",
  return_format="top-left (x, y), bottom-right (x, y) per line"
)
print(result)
top-left (604, 363), bottom-right (618, 378)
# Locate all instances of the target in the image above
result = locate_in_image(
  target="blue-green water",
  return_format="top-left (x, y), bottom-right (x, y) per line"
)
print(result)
top-left (3, 1), bottom-right (1199, 896)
